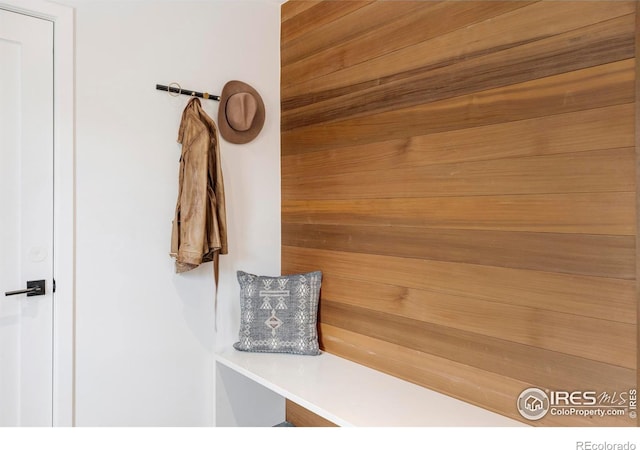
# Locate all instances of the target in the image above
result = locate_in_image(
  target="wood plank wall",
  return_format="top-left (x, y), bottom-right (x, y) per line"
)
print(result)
top-left (285, 400), bottom-right (339, 428)
top-left (281, 0), bottom-right (638, 426)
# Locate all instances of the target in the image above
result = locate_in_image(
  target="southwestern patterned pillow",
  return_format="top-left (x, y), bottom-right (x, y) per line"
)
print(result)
top-left (233, 270), bottom-right (322, 356)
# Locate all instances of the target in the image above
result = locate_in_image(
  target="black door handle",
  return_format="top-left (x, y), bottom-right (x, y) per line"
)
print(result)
top-left (4, 280), bottom-right (45, 297)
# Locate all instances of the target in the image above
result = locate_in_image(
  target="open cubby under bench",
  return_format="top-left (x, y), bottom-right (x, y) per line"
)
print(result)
top-left (214, 349), bottom-right (525, 427)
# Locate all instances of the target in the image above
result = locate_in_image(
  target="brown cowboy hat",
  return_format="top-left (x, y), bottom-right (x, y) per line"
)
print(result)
top-left (218, 80), bottom-right (265, 144)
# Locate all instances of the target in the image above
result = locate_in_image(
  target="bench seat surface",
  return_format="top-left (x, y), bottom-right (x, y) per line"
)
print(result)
top-left (215, 349), bottom-right (525, 427)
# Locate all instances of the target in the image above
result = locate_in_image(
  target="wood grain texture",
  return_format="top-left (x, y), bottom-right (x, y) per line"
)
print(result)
top-left (283, 147), bottom-right (635, 201)
top-left (282, 1), bottom-right (428, 66)
top-left (283, 13), bottom-right (636, 130)
top-left (283, 246), bottom-right (636, 333)
top-left (320, 300), bottom-right (633, 374)
top-left (285, 400), bottom-right (338, 427)
top-left (282, 103), bottom-right (635, 163)
top-left (281, 1), bottom-right (372, 43)
top-left (320, 324), bottom-right (634, 426)
top-left (283, 223), bottom-right (635, 279)
top-left (283, 59), bottom-right (635, 153)
top-left (281, 0), bottom-right (638, 426)
top-left (281, 1), bottom-right (320, 23)
top-left (283, 1), bottom-right (635, 103)
top-left (319, 277), bottom-right (635, 366)
top-left (282, 192), bottom-right (636, 235)
top-left (282, 1), bottom-right (533, 90)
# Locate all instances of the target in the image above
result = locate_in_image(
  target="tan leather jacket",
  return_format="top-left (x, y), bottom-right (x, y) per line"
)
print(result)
top-left (170, 98), bottom-right (228, 273)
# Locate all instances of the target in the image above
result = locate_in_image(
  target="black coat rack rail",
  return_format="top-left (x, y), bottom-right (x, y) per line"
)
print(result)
top-left (156, 84), bottom-right (220, 101)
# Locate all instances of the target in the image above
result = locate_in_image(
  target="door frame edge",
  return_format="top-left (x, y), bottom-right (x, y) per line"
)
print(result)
top-left (0, 0), bottom-right (75, 427)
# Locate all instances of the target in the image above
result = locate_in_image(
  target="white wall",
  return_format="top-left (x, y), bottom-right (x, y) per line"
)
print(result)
top-left (65, 0), bottom-right (281, 426)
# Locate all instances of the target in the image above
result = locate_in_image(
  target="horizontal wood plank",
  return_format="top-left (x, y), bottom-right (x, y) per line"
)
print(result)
top-left (286, 400), bottom-right (338, 427)
top-left (283, 147), bottom-right (635, 201)
top-left (283, 223), bottom-right (635, 279)
top-left (281, 1), bottom-right (372, 44)
top-left (282, 103), bottom-right (634, 169)
top-left (321, 300), bottom-right (634, 378)
top-left (283, 13), bottom-right (635, 129)
top-left (282, 60), bottom-right (635, 153)
top-left (282, 1), bottom-right (532, 90)
top-left (282, 246), bottom-right (636, 324)
top-left (319, 276), bottom-right (636, 363)
top-left (281, 1), bottom-right (321, 23)
top-left (282, 192), bottom-right (636, 236)
top-left (320, 324), bottom-right (634, 427)
top-left (282, 1), bottom-right (428, 66)
top-left (283, 1), bottom-right (636, 102)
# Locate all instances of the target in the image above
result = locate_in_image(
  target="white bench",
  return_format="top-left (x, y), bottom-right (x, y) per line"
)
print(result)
top-left (214, 349), bottom-right (525, 427)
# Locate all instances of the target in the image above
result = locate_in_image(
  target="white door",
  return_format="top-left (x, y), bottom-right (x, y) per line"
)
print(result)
top-left (0, 8), bottom-right (54, 426)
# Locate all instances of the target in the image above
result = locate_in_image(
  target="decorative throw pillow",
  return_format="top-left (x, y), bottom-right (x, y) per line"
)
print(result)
top-left (233, 270), bottom-right (322, 356)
